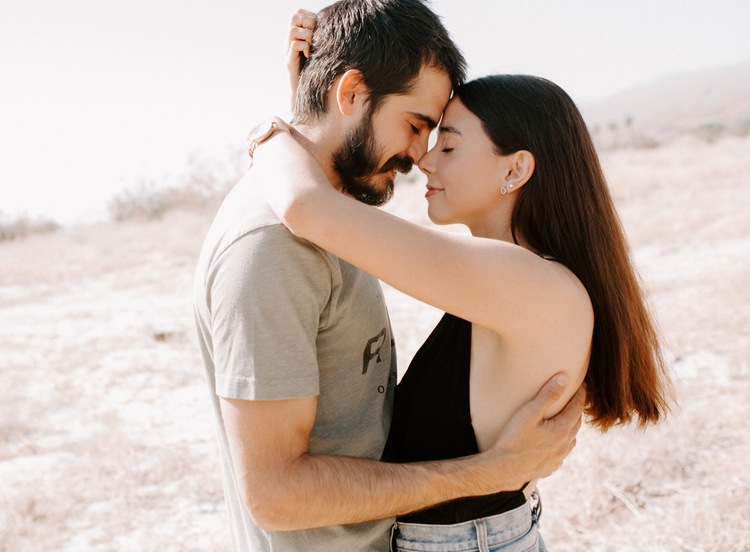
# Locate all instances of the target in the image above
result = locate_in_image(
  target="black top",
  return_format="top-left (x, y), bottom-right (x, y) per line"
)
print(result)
top-left (382, 313), bottom-right (527, 524)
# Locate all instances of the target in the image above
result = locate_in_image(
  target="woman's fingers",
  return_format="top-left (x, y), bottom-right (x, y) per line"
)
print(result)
top-left (286, 26), bottom-right (313, 61)
top-left (287, 9), bottom-right (316, 59)
top-left (289, 8), bottom-right (317, 30)
top-left (286, 9), bottom-right (317, 104)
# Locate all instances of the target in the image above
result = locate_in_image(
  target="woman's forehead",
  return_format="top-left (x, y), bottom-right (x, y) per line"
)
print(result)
top-left (438, 98), bottom-right (473, 133)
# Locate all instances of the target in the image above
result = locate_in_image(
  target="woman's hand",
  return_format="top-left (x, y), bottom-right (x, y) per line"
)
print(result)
top-left (286, 9), bottom-right (317, 106)
top-left (250, 120), bottom-right (335, 233)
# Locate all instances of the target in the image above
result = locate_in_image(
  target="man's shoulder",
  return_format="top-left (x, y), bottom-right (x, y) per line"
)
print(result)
top-left (219, 172), bottom-right (281, 232)
top-left (203, 178), bottom-right (330, 264)
top-left (203, 175), bottom-right (284, 244)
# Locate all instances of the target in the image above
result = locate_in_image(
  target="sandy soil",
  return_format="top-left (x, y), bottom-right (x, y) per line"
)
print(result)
top-left (1, 134), bottom-right (748, 551)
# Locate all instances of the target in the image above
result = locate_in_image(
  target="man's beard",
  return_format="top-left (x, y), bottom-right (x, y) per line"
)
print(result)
top-left (332, 113), bottom-right (414, 206)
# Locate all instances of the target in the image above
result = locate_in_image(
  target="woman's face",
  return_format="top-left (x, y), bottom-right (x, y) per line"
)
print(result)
top-left (418, 98), bottom-right (510, 237)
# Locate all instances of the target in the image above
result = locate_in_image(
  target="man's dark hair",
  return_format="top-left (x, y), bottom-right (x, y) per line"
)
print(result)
top-left (293, 0), bottom-right (466, 123)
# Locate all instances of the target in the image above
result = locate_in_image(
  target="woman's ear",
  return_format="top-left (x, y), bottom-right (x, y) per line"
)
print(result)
top-left (334, 69), bottom-right (370, 116)
top-left (501, 150), bottom-right (535, 194)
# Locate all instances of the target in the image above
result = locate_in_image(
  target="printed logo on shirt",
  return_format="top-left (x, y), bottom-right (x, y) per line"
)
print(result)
top-left (362, 328), bottom-right (387, 374)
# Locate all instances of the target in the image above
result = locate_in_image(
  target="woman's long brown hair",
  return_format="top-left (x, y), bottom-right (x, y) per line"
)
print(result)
top-left (456, 75), bottom-right (671, 430)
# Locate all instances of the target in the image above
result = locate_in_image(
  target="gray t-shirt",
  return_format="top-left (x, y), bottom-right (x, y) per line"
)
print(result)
top-left (193, 173), bottom-right (397, 551)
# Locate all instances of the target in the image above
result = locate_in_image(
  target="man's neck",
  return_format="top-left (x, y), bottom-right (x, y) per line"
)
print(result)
top-left (287, 122), bottom-right (344, 192)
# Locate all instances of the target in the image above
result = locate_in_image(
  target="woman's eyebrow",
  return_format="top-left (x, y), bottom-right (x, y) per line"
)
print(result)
top-left (438, 125), bottom-right (462, 136)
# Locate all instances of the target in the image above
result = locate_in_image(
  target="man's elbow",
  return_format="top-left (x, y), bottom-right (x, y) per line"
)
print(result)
top-left (242, 487), bottom-right (301, 532)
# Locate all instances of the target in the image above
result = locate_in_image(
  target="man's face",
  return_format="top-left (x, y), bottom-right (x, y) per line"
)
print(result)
top-left (332, 65), bottom-right (452, 206)
top-left (332, 108), bottom-right (412, 206)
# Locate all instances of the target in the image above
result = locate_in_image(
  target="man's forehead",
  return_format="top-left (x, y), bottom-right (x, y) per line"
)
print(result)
top-left (379, 67), bottom-right (451, 123)
top-left (411, 68), bottom-right (452, 119)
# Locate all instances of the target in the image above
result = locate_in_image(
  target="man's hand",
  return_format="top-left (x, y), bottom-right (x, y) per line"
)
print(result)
top-left (286, 9), bottom-right (316, 105)
top-left (487, 373), bottom-right (586, 489)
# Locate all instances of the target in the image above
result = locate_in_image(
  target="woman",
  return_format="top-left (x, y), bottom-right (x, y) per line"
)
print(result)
top-left (254, 17), bottom-right (671, 552)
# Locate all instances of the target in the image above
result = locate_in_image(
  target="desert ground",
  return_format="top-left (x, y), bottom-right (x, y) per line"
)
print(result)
top-left (1, 130), bottom-right (749, 550)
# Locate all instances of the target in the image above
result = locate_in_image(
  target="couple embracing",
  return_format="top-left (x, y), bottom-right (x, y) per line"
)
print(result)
top-left (193, 1), bottom-right (671, 550)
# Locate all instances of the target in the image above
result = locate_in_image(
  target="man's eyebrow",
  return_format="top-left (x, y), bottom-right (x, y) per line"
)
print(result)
top-left (409, 112), bottom-right (439, 130)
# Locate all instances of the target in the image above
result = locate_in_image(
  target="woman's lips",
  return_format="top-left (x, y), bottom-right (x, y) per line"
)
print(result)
top-left (425, 184), bottom-right (443, 198)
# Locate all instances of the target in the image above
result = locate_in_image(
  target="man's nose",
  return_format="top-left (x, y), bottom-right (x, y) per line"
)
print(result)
top-left (408, 133), bottom-right (430, 166)
top-left (417, 146), bottom-right (435, 175)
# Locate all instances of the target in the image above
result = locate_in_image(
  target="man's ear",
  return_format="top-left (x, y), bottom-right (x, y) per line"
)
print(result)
top-left (502, 150), bottom-right (535, 193)
top-left (334, 69), bottom-right (370, 116)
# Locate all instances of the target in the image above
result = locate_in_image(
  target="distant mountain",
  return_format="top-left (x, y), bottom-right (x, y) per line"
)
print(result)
top-left (580, 61), bottom-right (750, 149)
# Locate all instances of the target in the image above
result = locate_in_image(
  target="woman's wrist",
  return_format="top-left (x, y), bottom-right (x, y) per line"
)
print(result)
top-left (247, 117), bottom-right (291, 161)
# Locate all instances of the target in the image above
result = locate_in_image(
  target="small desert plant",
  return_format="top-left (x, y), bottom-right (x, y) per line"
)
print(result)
top-left (0, 212), bottom-right (60, 241)
top-left (737, 119), bottom-right (750, 137)
top-left (693, 122), bottom-right (726, 143)
top-left (108, 148), bottom-right (246, 222)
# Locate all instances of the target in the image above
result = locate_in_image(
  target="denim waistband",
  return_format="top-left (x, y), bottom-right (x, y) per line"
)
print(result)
top-left (391, 491), bottom-right (542, 552)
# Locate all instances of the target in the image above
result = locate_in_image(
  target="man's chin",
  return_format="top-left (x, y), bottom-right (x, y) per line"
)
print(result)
top-left (372, 175), bottom-right (395, 205)
top-left (343, 176), bottom-right (394, 206)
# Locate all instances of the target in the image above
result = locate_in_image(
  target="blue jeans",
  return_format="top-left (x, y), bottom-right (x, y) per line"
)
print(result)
top-left (390, 491), bottom-right (546, 552)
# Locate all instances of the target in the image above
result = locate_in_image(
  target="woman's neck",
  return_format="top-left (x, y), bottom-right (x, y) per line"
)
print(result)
top-left (468, 219), bottom-right (532, 252)
top-left (467, 202), bottom-right (517, 243)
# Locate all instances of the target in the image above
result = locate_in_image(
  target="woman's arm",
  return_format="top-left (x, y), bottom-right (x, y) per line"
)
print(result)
top-left (254, 130), bottom-right (590, 339)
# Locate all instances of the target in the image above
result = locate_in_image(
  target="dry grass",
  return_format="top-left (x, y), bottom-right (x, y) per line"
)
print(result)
top-left (0, 134), bottom-right (748, 551)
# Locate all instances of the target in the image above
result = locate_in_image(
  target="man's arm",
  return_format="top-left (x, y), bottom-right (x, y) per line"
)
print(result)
top-left (221, 373), bottom-right (584, 531)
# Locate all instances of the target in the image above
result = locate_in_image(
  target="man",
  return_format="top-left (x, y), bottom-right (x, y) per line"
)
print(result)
top-left (193, 1), bottom-right (584, 550)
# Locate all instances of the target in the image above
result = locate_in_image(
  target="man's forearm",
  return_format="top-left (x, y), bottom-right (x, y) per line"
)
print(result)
top-left (246, 449), bottom-right (524, 531)
top-left (231, 376), bottom-right (583, 531)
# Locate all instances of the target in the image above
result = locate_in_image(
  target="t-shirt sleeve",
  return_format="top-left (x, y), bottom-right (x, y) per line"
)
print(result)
top-left (206, 224), bottom-right (333, 400)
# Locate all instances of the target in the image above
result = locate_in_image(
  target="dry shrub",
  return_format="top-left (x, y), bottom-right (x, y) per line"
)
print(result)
top-left (107, 149), bottom-right (246, 222)
top-left (0, 212), bottom-right (60, 242)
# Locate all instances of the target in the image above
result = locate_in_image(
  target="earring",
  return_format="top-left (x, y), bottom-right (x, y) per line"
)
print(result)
top-left (501, 187), bottom-right (508, 195)
top-left (509, 184), bottom-right (514, 190)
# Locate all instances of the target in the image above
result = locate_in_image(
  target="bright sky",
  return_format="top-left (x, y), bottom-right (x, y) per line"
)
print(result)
top-left (2, 0), bottom-right (749, 224)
